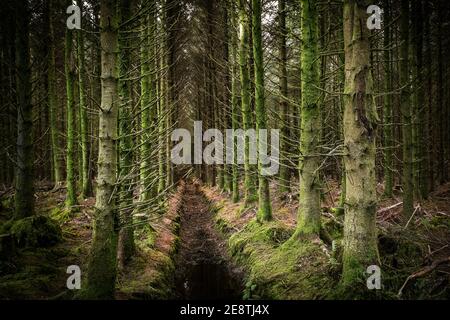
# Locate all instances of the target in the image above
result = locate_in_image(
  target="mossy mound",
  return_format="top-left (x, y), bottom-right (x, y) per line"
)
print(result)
top-left (3, 216), bottom-right (62, 248)
top-left (118, 247), bottom-right (176, 300)
top-left (0, 247), bottom-right (67, 299)
top-left (49, 206), bottom-right (73, 224)
top-left (227, 219), bottom-right (335, 299)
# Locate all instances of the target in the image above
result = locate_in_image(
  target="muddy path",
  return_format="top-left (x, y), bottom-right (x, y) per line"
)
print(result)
top-left (174, 182), bottom-right (244, 300)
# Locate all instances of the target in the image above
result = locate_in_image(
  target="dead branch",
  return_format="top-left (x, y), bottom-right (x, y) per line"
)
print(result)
top-left (398, 256), bottom-right (450, 297)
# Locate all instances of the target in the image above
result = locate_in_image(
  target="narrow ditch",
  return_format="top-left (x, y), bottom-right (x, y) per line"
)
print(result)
top-left (174, 182), bottom-right (244, 300)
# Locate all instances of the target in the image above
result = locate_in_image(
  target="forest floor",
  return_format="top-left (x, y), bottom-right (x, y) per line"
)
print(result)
top-left (0, 183), bottom-right (182, 300)
top-left (202, 180), bottom-right (450, 299)
top-left (0, 179), bottom-right (450, 299)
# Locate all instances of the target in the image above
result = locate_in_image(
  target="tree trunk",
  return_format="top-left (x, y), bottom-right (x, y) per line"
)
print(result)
top-left (252, 0), bottom-right (272, 222)
top-left (278, 0), bottom-right (290, 193)
top-left (14, 0), bottom-right (34, 219)
top-left (341, 0), bottom-right (379, 289)
top-left (77, 7), bottom-right (92, 199)
top-left (83, 0), bottom-right (119, 299)
top-left (47, 0), bottom-right (62, 187)
top-left (65, 26), bottom-right (78, 209)
top-left (400, 0), bottom-right (413, 217)
top-left (383, 0), bottom-right (393, 197)
top-left (117, 0), bottom-right (135, 268)
top-left (238, 0), bottom-right (256, 204)
top-left (295, 0), bottom-right (321, 236)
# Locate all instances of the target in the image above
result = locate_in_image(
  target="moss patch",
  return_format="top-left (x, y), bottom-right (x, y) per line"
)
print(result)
top-left (210, 188), bottom-right (336, 299)
top-left (4, 216), bottom-right (62, 248)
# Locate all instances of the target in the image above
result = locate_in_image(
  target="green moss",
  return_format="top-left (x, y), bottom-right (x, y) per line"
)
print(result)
top-left (226, 218), bottom-right (334, 299)
top-left (215, 217), bottom-right (233, 234)
top-left (427, 215), bottom-right (450, 229)
top-left (135, 224), bottom-right (156, 249)
top-left (49, 206), bottom-right (72, 224)
top-left (118, 249), bottom-right (176, 300)
top-left (229, 220), bottom-right (291, 258)
top-left (6, 216), bottom-right (62, 248)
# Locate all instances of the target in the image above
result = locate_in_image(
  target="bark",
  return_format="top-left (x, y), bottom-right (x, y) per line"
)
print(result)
top-left (252, 0), bottom-right (272, 222)
top-left (295, 0), bottom-right (321, 236)
top-left (65, 26), bottom-right (78, 208)
top-left (118, 0), bottom-right (135, 268)
top-left (47, 0), bottom-right (62, 186)
top-left (341, 0), bottom-right (379, 288)
top-left (140, 14), bottom-right (151, 201)
top-left (383, 0), bottom-right (393, 197)
top-left (83, 0), bottom-right (119, 299)
top-left (400, 0), bottom-right (413, 217)
top-left (77, 8), bottom-right (92, 198)
top-left (230, 1), bottom-right (240, 203)
top-left (278, 0), bottom-right (290, 193)
top-left (14, 0), bottom-right (34, 219)
top-left (238, 0), bottom-right (257, 204)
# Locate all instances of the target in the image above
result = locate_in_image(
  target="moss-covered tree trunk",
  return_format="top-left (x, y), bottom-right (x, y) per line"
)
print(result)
top-left (230, 1), bottom-right (240, 203)
top-left (83, 0), bottom-right (119, 299)
top-left (294, 0), bottom-right (321, 236)
top-left (47, 0), bottom-right (62, 187)
top-left (77, 7), bottom-right (92, 199)
top-left (341, 0), bottom-right (379, 289)
top-left (140, 13), bottom-right (151, 201)
top-left (65, 26), bottom-right (78, 209)
top-left (223, 4), bottom-right (233, 194)
top-left (400, 0), bottom-right (413, 217)
top-left (14, 0), bottom-right (34, 220)
top-left (278, 0), bottom-right (290, 193)
top-left (422, 0), bottom-right (431, 199)
top-left (382, 0), bottom-right (393, 198)
top-left (252, 0), bottom-right (272, 222)
top-left (411, 0), bottom-right (424, 200)
top-left (117, 0), bottom-right (135, 268)
top-left (157, 18), bottom-right (166, 195)
top-left (238, 0), bottom-right (256, 204)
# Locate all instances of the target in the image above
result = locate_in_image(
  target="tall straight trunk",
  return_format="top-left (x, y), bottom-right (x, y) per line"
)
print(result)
top-left (230, 2), bottom-right (240, 203)
top-left (238, 0), bottom-right (256, 204)
top-left (65, 26), bottom-right (78, 208)
top-left (383, 0), bottom-right (393, 197)
top-left (295, 0), bottom-right (321, 236)
top-left (400, 0), bottom-right (413, 217)
top-left (117, 0), bottom-right (135, 268)
top-left (436, 5), bottom-right (446, 183)
top-left (341, 0), bottom-right (379, 288)
top-left (84, 0), bottom-right (119, 299)
top-left (140, 14), bottom-right (151, 201)
top-left (14, 0), bottom-right (34, 219)
top-left (157, 20), bottom-right (166, 195)
top-left (223, 4), bottom-right (233, 193)
top-left (421, 0), bottom-right (431, 198)
top-left (77, 10), bottom-right (92, 198)
top-left (278, 0), bottom-right (290, 193)
top-left (252, 0), bottom-right (272, 222)
top-left (411, 0), bottom-right (424, 200)
top-left (148, 3), bottom-right (158, 195)
top-left (47, 0), bottom-right (62, 186)
top-left (337, 18), bottom-right (346, 217)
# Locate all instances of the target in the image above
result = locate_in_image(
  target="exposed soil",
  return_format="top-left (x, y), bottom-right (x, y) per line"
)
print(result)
top-left (174, 182), bottom-right (244, 300)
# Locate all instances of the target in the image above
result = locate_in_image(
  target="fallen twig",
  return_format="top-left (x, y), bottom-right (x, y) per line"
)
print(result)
top-left (377, 202), bottom-right (403, 214)
top-left (404, 204), bottom-right (420, 230)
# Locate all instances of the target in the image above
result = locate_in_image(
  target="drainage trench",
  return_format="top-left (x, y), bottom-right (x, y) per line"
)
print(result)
top-left (174, 182), bottom-right (243, 300)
